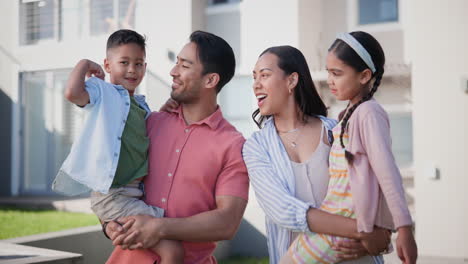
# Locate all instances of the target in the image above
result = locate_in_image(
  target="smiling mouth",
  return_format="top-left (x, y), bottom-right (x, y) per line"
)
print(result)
top-left (256, 94), bottom-right (267, 103)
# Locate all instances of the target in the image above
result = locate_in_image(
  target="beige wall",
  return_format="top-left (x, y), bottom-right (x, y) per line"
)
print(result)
top-left (136, 0), bottom-right (200, 109)
top-left (411, 0), bottom-right (468, 258)
top-left (239, 0), bottom-right (300, 75)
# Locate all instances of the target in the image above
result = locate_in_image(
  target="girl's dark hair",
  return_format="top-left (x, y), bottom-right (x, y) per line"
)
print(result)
top-left (329, 31), bottom-right (385, 163)
top-left (252, 45), bottom-right (327, 128)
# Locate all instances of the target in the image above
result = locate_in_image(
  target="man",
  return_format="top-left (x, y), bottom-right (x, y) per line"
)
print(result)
top-left (105, 30), bottom-right (249, 264)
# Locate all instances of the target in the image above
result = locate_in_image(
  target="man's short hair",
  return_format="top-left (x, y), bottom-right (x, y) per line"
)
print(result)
top-left (189, 30), bottom-right (236, 94)
top-left (106, 29), bottom-right (146, 55)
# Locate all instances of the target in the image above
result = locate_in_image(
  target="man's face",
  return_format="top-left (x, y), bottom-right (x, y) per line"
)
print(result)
top-left (104, 43), bottom-right (146, 93)
top-left (169, 42), bottom-right (204, 103)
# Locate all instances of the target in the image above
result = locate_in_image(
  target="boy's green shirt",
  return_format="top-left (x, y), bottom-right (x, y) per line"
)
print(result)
top-left (111, 96), bottom-right (149, 188)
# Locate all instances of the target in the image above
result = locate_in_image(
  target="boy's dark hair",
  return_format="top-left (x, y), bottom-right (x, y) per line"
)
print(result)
top-left (329, 31), bottom-right (385, 164)
top-left (106, 29), bottom-right (146, 55)
top-left (189, 30), bottom-right (236, 94)
top-left (252, 45), bottom-right (328, 128)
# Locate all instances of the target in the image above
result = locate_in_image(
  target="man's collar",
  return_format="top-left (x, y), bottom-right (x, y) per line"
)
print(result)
top-left (173, 105), bottom-right (223, 130)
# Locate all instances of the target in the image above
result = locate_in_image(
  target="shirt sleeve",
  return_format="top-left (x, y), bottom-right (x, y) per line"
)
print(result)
top-left (83, 77), bottom-right (102, 107)
top-left (242, 134), bottom-right (311, 232)
top-left (215, 135), bottom-right (250, 200)
top-left (351, 106), bottom-right (413, 230)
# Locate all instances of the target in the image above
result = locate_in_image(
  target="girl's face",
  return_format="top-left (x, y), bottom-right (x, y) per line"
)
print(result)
top-left (253, 53), bottom-right (295, 116)
top-left (326, 51), bottom-right (371, 105)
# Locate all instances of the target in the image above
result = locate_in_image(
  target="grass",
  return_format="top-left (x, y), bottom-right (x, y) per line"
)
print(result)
top-left (0, 206), bottom-right (100, 239)
top-left (219, 256), bottom-right (269, 264)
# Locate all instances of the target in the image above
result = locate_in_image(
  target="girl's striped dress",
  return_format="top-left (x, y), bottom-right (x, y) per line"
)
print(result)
top-left (286, 122), bottom-right (372, 264)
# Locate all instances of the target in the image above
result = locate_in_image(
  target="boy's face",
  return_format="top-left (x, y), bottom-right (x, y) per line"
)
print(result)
top-left (104, 43), bottom-right (146, 94)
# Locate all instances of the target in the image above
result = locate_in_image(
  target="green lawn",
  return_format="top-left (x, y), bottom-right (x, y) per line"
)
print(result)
top-left (219, 256), bottom-right (269, 264)
top-left (0, 206), bottom-right (100, 239)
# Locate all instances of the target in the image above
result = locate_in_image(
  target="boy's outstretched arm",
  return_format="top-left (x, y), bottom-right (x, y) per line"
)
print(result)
top-left (65, 59), bottom-right (105, 106)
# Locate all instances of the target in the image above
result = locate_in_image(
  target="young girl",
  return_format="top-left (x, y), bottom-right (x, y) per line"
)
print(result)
top-left (281, 31), bottom-right (418, 264)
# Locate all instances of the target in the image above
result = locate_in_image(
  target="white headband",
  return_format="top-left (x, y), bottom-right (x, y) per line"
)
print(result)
top-left (336, 32), bottom-right (376, 73)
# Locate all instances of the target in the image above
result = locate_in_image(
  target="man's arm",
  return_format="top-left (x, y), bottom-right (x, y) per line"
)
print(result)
top-left (65, 59), bottom-right (105, 106)
top-left (109, 195), bottom-right (247, 249)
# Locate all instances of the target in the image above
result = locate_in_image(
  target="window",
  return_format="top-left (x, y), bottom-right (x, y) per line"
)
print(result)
top-left (358, 0), bottom-right (398, 25)
top-left (20, 69), bottom-right (85, 194)
top-left (90, 0), bottom-right (136, 36)
top-left (208, 0), bottom-right (241, 5)
top-left (19, 0), bottom-right (61, 45)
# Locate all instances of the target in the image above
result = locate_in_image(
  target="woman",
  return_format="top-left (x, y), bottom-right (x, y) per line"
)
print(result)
top-left (242, 45), bottom-right (389, 263)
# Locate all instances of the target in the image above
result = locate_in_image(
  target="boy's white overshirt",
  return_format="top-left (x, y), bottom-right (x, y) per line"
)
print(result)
top-left (52, 77), bottom-right (150, 195)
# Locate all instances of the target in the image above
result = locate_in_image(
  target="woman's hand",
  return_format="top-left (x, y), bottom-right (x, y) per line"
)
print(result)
top-left (159, 98), bottom-right (179, 112)
top-left (396, 226), bottom-right (417, 264)
top-left (333, 239), bottom-right (368, 260)
top-left (359, 226), bottom-right (392, 255)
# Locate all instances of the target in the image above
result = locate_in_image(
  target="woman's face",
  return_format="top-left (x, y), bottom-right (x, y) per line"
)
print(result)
top-left (253, 53), bottom-right (292, 116)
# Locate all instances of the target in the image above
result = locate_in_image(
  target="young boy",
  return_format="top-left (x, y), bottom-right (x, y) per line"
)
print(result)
top-left (52, 29), bottom-right (183, 263)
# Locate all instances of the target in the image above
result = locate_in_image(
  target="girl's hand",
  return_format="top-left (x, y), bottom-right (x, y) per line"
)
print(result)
top-left (396, 226), bottom-right (418, 264)
top-left (359, 227), bottom-right (392, 255)
top-left (159, 98), bottom-right (179, 112)
top-left (84, 59), bottom-right (105, 80)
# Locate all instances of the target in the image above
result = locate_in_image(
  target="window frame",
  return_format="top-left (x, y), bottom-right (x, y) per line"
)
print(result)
top-left (19, 0), bottom-right (62, 46)
top-left (347, 0), bottom-right (402, 32)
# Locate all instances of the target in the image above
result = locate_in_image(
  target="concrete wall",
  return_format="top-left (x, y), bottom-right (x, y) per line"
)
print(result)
top-left (5, 226), bottom-right (113, 264)
top-left (0, 0), bottom-right (19, 197)
top-left (410, 0), bottom-right (468, 258)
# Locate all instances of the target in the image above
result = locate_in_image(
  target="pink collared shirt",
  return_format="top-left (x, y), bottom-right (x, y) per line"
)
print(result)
top-left (106, 106), bottom-right (249, 264)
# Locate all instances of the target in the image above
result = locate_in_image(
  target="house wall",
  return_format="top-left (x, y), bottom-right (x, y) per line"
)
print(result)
top-left (410, 0), bottom-right (468, 258)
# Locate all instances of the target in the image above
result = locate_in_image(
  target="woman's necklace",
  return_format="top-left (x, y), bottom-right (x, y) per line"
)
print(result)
top-left (277, 123), bottom-right (304, 148)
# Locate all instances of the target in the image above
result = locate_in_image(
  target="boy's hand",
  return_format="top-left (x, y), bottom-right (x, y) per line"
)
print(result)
top-left (396, 226), bottom-right (417, 264)
top-left (84, 60), bottom-right (105, 80)
top-left (159, 98), bottom-right (179, 113)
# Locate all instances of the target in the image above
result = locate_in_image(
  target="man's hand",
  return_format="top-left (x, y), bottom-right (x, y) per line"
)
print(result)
top-left (112, 215), bottom-right (163, 250)
top-left (358, 227), bottom-right (392, 256)
top-left (396, 226), bottom-right (417, 264)
top-left (104, 219), bottom-right (135, 241)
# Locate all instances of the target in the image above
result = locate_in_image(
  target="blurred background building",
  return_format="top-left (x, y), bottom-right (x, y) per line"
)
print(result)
top-left (0, 0), bottom-right (466, 261)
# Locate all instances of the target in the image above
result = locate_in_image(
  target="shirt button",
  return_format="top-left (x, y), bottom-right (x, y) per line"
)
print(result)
top-left (161, 198), bottom-right (166, 203)
top-left (168, 173), bottom-right (172, 177)
top-left (185, 129), bottom-right (189, 133)
top-left (122, 119), bottom-right (126, 123)
top-left (175, 149), bottom-right (180, 153)
top-left (117, 136), bottom-right (121, 140)
top-left (126, 102), bottom-right (130, 106)
top-left (114, 153), bottom-right (118, 157)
